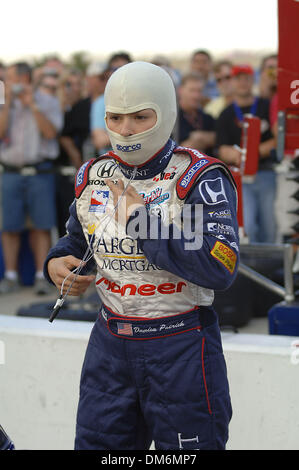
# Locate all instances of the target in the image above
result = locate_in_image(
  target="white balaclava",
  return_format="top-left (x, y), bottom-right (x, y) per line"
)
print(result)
top-left (104, 61), bottom-right (177, 166)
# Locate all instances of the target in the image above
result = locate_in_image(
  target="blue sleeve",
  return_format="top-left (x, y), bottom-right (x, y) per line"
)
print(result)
top-left (90, 96), bottom-right (106, 131)
top-left (126, 168), bottom-right (239, 291)
top-left (43, 200), bottom-right (96, 283)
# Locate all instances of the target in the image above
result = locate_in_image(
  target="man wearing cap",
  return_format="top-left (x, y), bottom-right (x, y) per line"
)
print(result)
top-left (216, 64), bottom-right (276, 243)
top-left (44, 61), bottom-right (239, 450)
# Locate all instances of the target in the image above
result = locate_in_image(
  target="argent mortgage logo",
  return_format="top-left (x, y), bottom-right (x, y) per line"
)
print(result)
top-left (0, 80), bottom-right (4, 104)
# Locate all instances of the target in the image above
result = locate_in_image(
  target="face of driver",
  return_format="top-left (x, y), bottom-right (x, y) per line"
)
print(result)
top-left (106, 108), bottom-right (157, 137)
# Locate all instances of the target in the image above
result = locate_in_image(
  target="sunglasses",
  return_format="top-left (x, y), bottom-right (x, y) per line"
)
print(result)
top-left (216, 75), bottom-right (232, 84)
top-left (43, 84), bottom-right (58, 92)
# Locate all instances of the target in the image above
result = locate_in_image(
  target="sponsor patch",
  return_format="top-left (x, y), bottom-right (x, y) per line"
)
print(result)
top-left (96, 276), bottom-right (187, 296)
top-left (76, 161), bottom-right (88, 186)
top-left (96, 161), bottom-right (118, 178)
top-left (87, 223), bottom-right (97, 235)
top-left (140, 187), bottom-right (170, 209)
top-left (210, 240), bottom-right (237, 274)
top-left (207, 222), bottom-right (235, 236)
top-left (89, 190), bottom-right (109, 213)
top-left (179, 159), bottom-right (209, 189)
top-left (153, 167), bottom-right (177, 182)
top-left (122, 167), bottom-right (149, 177)
top-left (116, 143), bottom-right (141, 152)
top-left (199, 177), bottom-right (228, 205)
top-left (75, 159), bottom-right (96, 198)
top-left (208, 209), bottom-right (232, 219)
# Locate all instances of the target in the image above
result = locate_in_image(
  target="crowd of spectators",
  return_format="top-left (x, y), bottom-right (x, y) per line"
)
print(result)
top-left (0, 49), bottom-right (279, 295)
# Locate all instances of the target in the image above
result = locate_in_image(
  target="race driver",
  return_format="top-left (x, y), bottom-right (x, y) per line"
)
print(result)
top-left (44, 61), bottom-right (239, 450)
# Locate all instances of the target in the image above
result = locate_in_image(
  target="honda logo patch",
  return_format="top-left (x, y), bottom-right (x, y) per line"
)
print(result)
top-left (97, 161), bottom-right (118, 178)
top-left (198, 177), bottom-right (228, 205)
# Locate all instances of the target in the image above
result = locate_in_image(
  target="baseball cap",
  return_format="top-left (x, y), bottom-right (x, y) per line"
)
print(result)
top-left (231, 65), bottom-right (254, 77)
top-left (86, 62), bottom-right (108, 77)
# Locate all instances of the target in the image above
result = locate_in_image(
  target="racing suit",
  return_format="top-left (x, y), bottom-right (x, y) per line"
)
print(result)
top-left (44, 138), bottom-right (239, 450)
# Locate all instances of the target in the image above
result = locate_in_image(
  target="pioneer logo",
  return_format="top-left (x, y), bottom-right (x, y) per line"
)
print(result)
top-left (96, 277), bottom-right (187, 296)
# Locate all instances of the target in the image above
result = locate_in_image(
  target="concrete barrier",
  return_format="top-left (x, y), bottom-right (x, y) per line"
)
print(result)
top-left (0, 316), bottom-right (91, 450)
top-left (223, 332), bottom-right (299, 450)
top-left (0, 315), bottom-right (299, 450)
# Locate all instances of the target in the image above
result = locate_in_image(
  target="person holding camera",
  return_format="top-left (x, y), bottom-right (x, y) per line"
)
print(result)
top-left (0, 62), bottom-right (63, 295)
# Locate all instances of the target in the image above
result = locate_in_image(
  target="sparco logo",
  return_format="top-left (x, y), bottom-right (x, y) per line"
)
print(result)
top-left (97, 161), bottom-right (118, 178)
top-left (180, 159), bottom-right (209, 188)
top-left (76, 161), bottom-right (90, 186)
top-left (116, 143), bottom-right (141, 152)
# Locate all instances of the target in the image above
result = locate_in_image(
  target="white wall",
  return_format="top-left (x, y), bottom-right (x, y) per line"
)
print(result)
top-left (0, 316), bottom-right (91, 450)
top-left (223, 333), bottom-right (299, 450)
top-left (0, 316), bottom-right (299, 450)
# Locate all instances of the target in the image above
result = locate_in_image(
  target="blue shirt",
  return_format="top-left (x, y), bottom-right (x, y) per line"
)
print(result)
top-left (203, 75), bottom-right (219, 100)
top-left (90, 94), bottom-right (106, 131)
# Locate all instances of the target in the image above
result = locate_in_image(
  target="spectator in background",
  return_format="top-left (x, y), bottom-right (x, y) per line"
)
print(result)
top-left (90, 55), bottom-right (134, 157)
top-left (38, 68), bottom-right (60, 97)
top-left (0, 63), bottom-right (5, 107)
top-left (216, 64), bottom-right (277, 243)
top-left (54, 70), bottom-right (85, 237)
top-left (42, 56), bottom-right (65, 77)
top-left (56, 62), bottom-right (110, 236)
top-left (189, 50), bottom-right (219, 106)
top-left (259, 55), bottom-right (279, 138)
top-left (59, 70), bottom-right (84, 112)
top-left (107, 51), bottom-right (132, 69)
top-left (0, 62), bottom-right (63, 294)
top-left (89, 63), bottom-right (113, 155)
top-left (258, 54), bottom-right (278, 100)
top-left (151, 55), bottom-right (181, 88)
top-left (32, 56), bottom-right (65, 91)
top-left (205, 60), bottom-right (234, 119)
top-left (176, 72), bottom-right (216, 155)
